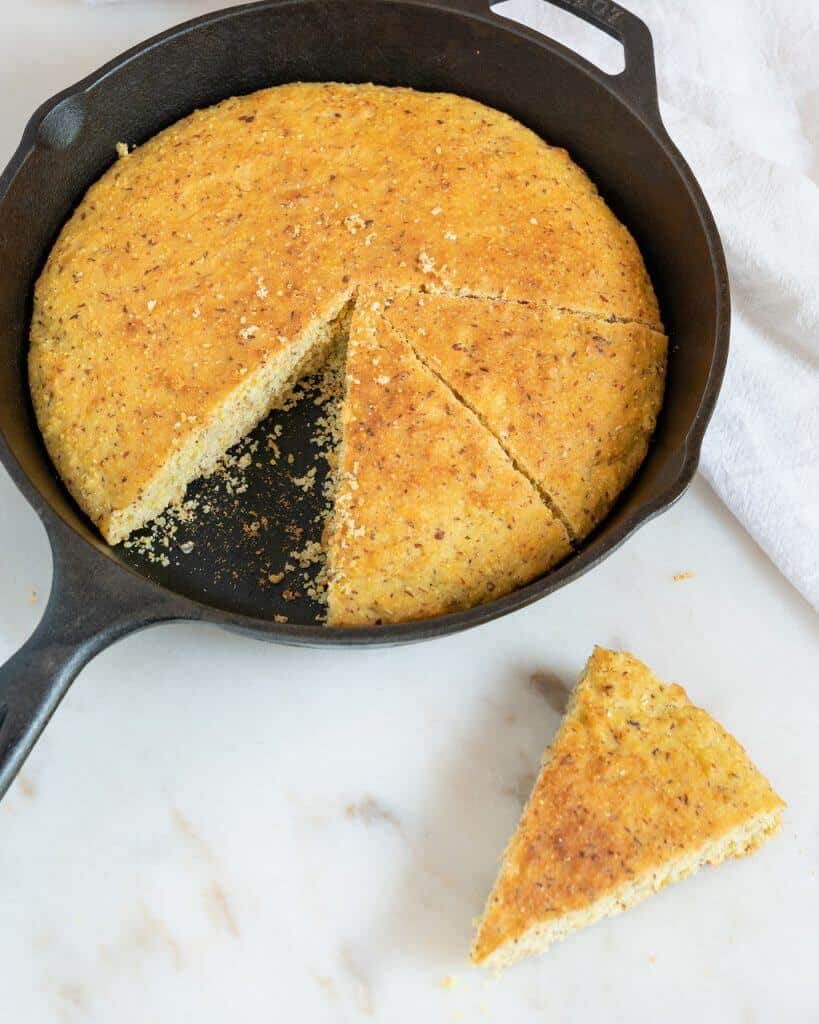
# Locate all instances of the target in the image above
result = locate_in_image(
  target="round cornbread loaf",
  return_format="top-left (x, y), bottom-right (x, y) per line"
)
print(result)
top-left (29, 83), bottom-right (665, 623)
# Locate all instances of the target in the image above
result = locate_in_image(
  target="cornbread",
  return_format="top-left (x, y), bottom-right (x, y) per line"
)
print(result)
top-left (472, 648), bottom-right (784, 967)
top-left (324, 299), bottom-right (571, 625)
top-left (384, 292), bottom-right (667, 539)
top-left (30, 82), bottom-right (664, 621)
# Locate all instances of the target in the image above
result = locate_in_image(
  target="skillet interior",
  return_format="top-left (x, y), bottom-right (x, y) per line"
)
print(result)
top-left (0, 0), bottom-right (727, 634)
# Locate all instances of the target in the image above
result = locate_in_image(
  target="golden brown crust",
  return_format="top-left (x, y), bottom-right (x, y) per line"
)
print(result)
top-left (472, 647), bottom-right (785, 964)
top-left (324, 296), bottom-right (572, 625)
top-left (384, 292), bottom-right (667, 539)
top-left (30, 82), bottom-right (660, 543)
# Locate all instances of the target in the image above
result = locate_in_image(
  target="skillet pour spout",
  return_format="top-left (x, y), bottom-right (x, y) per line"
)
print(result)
top-left (0, 0), bottom-right (729, 798)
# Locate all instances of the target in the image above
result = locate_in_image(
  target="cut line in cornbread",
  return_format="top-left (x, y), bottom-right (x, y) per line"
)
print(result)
top-left (472, 647), bottom-right (784, 967)
top-left (385, 291), bottom-right (667, 540)
top-left (323, 296), bottom-right (572, 625)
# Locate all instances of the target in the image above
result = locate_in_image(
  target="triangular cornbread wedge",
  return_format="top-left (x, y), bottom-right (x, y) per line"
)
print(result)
top-left (472, 647), bottom-right (784, 967)
top-left (385, 293), bottom-right (667, 540)
top-left (324, 297), bottom-right (572, 626)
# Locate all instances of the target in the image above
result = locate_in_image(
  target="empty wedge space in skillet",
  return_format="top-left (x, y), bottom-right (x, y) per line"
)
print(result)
top-left (323, 296), bottom-right (572, 626)
top-left (384, 292), bottom-right (668, 541)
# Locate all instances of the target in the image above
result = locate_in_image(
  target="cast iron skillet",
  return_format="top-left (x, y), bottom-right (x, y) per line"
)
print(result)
top-left (0, 0), bottom-right (729, 798)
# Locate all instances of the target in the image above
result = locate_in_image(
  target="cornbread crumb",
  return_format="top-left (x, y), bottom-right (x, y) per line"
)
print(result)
top-left (344, 213), bottom-right (367, 234)
top-left (673, 570), bottom-right (695, 581)
top-left (291, 539), bottom-right (324, 568)
top-left (291, 466), bottom-right (317, 492)
top-left (418, 251), bottom-right (436, 274)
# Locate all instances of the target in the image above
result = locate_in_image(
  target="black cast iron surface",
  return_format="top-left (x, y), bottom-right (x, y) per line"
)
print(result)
top-left (0, 0), bottom-right (730, 797)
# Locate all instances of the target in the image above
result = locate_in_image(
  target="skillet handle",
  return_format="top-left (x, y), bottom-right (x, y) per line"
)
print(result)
top-left (0, 520), bottom-right (182, 800)
top-left (488, 0), bottom-right (661, 125)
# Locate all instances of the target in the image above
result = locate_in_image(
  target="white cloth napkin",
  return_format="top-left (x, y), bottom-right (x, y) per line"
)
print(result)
top-left (494, 0), bottom-right (819, 610)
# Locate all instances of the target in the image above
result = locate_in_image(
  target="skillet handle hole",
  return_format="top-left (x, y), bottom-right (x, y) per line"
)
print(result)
top-left (490, 1), bottom-right (626, 74)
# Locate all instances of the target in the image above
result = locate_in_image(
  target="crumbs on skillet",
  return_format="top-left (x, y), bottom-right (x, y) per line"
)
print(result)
top-left (122, 341), bottom-right (346, 622)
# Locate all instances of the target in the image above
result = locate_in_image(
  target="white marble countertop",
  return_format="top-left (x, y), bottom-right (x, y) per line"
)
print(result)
top-left (1, 3), bottom-right (817, 1021)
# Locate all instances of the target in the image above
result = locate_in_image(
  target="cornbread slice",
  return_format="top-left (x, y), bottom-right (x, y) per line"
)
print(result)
top-left (385, 293), bottom-right (667, 540)
top-left (324, 298), bottom-right (572, 626)
top-left (30, 82), bottom-right (661, 547)
top-left (472, 647), bottom-right (784, 967)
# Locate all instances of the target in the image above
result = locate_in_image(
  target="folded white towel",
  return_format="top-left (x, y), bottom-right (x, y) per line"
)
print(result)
top-left (495, 0), bottom-right (819, 609)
